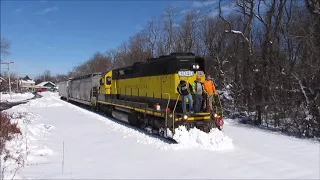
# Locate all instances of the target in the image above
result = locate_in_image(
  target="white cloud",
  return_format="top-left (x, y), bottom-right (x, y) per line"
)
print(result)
top-left (208, 11), bottom-right (219, 18)
top-left (219, 3), bottom-right (237, 15)
top-left (180, 9), bottom-right (191, 14)
top-left (35, 7), bottom-right (58, 15)
top-left (135, 25), bottom-right (143, 31)
top-left (192, 0), bottom-right (217, 8)
top-left (173, 23), bottom-right (180, 27)
top-left (192, 1), bottom-right (203, 7)
top-left (180, 9), bottom-right (200, 15)
top-left (201, 1), bottom-right (236, 18)
top-left (14, 8), bottom-right (22, 13)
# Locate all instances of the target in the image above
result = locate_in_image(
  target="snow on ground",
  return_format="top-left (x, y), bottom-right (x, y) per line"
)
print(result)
top-left (0, 92), bottom-right (34, 102)
top-left (1, 104), bottom-right (55, 179)
top-left (1, 92), bottom-right (319, 179)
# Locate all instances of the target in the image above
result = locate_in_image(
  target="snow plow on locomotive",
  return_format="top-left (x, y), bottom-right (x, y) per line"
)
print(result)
top-left (58, 52), bottom-right (225, 139)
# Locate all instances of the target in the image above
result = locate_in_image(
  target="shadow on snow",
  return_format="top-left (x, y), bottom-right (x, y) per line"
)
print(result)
top-left (59, 97), bottom-right (176, 145)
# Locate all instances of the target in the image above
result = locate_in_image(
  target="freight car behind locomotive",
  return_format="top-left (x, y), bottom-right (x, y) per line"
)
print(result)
top-left (58, 73), bottom-right (102, 106)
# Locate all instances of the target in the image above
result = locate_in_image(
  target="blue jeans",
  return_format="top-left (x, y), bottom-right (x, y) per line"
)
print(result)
top-left (182, 94), bottom-right (193, 113)
top-left (194, 94), bottom-right (203, 113)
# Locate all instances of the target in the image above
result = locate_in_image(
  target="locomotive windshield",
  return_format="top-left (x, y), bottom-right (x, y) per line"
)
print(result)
top-left (176, 56), bottom-right (205, 76)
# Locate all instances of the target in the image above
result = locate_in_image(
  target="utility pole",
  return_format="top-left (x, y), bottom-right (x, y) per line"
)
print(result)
top-left (0, 61), bottom-right (14, 98)
top-left (17, 74), bottom-right (19, 92)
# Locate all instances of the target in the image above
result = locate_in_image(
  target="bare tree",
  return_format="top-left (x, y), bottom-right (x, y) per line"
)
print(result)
top-left (178, 10), bottom-right (199, 52)
top-left (128, 32), bottom-right (152, 63)
top-left (305, 0), bottom-right (320, 15)
top-left (161, 5), bottom-right (179, 54)
top-left (43, 70), bottom-right (51, 81)
top-left (141, 18), bottom-right (163, 57)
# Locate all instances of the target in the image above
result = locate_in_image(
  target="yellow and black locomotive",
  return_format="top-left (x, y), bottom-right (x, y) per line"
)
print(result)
top-left (58, 52), bottom-right (224, 139)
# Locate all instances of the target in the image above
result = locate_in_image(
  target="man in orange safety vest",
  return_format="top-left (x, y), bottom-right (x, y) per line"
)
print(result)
top-left (203, 75), bottom-right (217, 111)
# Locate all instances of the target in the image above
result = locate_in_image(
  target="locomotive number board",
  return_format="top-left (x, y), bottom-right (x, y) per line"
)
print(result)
top-left (178, 70), bottom-right (194, 77)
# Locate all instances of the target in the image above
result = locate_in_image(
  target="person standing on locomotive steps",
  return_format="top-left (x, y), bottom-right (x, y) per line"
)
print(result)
top-left (192, 75), bottom-right (206, 113)
top-left (203, 75), bottom-right (217, 111)
top-left (177, 80), bottom-right (194, 114)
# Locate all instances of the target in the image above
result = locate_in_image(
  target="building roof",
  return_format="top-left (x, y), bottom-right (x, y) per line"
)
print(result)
top-left (19, 79), bottom-right (35, 84)
top-left (36, 81), bottom-right (56, 87)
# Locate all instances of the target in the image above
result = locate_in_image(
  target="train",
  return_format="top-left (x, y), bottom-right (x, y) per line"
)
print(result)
top-left (58, 52), bottom-right (224, 139)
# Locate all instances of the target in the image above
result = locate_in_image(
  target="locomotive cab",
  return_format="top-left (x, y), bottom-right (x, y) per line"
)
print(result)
top-left (173, 53), bottom-right (207, 112)
top-left (170, 53), bottom-right (223, 131)
top-left (98, 70), bottom-right (116, 100)
top-left (177, 56), bottom-right (206, 84)
top-left (176, 52), bottom-right (206, 78)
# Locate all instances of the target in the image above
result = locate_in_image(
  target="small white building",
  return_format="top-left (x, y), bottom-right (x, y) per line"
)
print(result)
top-left (35, 81), bottom-right (57, 91)
top-left (19, 79), bottom-right (35, 91)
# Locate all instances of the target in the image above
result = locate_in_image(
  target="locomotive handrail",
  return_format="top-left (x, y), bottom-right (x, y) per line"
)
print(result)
top-left (172, 93), bottom-right (180, 131)
top-left (215, 98), bottom-right (218, 115)
top-left (163, 93), bottom-right (170, 128)
top-left (217, 93), bottom-right (224, 117)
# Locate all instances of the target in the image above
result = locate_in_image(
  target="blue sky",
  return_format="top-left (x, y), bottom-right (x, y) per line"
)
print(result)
top-left (1, 0), bottom-right (218, 78)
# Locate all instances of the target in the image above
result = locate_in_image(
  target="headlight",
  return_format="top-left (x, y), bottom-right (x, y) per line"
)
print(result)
top-left (214, 113), bottom-right (218, 117)
top-left (183, 115), bottom-right (188, 120)
top-left (196, 65), bottom-right (199, 69)
top-left (192, 65), bottom-right (196, 69)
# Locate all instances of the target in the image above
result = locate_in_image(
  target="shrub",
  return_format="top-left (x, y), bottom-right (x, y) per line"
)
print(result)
top-left (0, 113), bottom-right (22, 153)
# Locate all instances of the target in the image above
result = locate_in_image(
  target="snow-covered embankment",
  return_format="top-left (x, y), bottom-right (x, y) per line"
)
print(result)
top-left (0, 93), bottom-right (58, 179)
top-left (0, 91), bottom-right (234, 179)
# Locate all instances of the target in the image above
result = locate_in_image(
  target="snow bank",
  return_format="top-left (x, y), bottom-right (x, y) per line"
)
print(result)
top-left (1, 90), bottom-right (233, 180)
top-left (0, 92), bottom-right (34, 102)
top-left (21, 91), bottom-right (63, 107)
top-left (52, 91), bottom-right (234, 151)
top-left (16, 92), bottom-right (233, 152)
top-left (27, 98), bottom-right (63, 107)
top-left (1, 104), bottom-right (55, 179)
top-left (2, 92), bottom-right (318, 179)
top-left (170, 126), bottom-right (234, 151)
